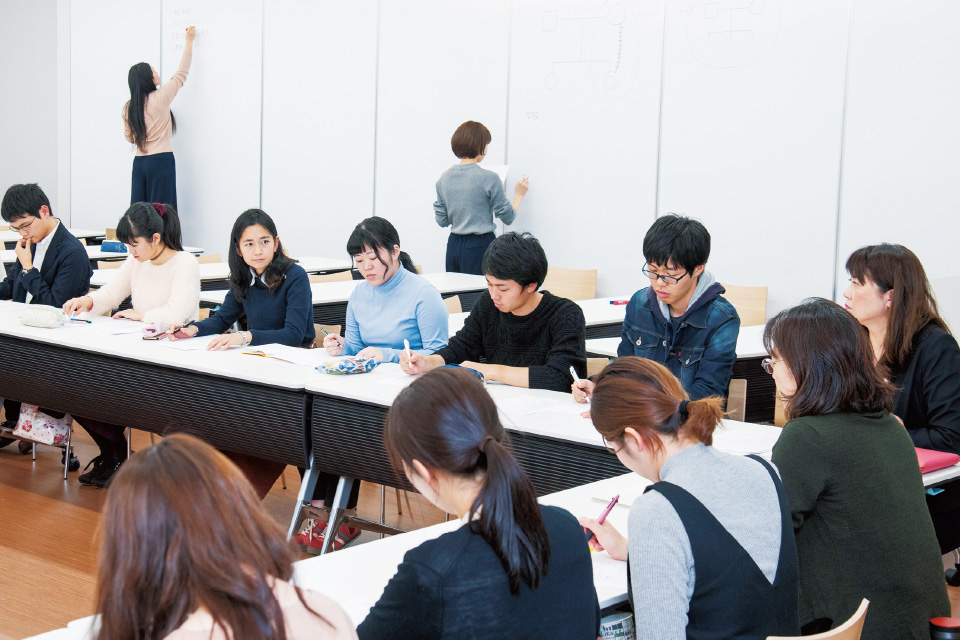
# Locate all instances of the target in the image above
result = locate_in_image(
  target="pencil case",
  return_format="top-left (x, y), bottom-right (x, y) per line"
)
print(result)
top-left (317, 356), bottom-right (379, 375)
top-left (100, 241), bottom-right (127, 253)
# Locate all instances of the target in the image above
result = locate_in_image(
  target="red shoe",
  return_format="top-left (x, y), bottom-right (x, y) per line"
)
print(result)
top-left (306, 525), bottom-right (361, 555)
top-left (294, 518), bottom-right (327, 550)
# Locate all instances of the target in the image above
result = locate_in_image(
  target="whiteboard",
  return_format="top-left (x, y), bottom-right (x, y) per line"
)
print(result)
top-left (374, 0), bottom-right (511, 274)
top-left (260, 0), bottom-right (378, 262)
top-left (160, 0), bottom-right (262, 257)
top-left (507, 0), bottom-right (665, 298)
top-left (71, 0), bottom-right (161, 232)
top-left (834, 0), bottom-right (960, 295)
top-left (657, 0), bottom-right (850, 316)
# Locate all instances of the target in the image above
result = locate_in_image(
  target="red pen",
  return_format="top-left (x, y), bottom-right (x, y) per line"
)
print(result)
top-left (585, 494), bottom-right (620, 542)
top-left (609, 300), bottom-right (628, 305)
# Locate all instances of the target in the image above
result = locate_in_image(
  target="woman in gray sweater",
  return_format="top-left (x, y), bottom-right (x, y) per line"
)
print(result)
top-left (582, 357), bottom-right (799, 640)
top-left (434, 121), bottom-right (529, 274)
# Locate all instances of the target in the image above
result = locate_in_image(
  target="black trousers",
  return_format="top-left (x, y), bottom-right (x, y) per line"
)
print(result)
top-left (131, 152), bottom-right (177, 210)
top-left (445, 232), bottom-right (494, 275)
top-left (299, 469), bottom-right (361, 509)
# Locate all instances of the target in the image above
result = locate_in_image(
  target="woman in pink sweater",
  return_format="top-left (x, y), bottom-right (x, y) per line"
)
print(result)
top-left (123, 26), bottom-right (195, 209)
top-left (63, 202), bottom-right (200, 489)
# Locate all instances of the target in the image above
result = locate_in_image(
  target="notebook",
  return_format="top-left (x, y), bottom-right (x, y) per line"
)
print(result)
top-left (916, 447), bottom-right (960, 473)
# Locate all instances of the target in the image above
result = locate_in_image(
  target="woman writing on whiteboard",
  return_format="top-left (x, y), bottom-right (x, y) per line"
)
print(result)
top-left (123, 25), bottom-right (196, 210)
top-left (434, 121), bottom-right (529, 275)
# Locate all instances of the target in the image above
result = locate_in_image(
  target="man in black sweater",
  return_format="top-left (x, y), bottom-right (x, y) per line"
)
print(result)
top-left (400, 232), bottom-right (586, 392)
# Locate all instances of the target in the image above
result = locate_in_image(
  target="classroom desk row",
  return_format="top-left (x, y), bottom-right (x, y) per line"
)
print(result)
top-left (200, 271), bottom-right (490, 324)
top-left (0, 244), bottom-right (205, 270)
top-left (33, 423), bottom-right (960, 640)
top-left (89, 256), bottom-right (354, 292)
top-left (0, 227), bottom-right (104, 250)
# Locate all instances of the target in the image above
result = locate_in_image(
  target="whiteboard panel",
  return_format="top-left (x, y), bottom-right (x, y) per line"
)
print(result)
top-left (375, 0), bottom-right (511, 273)
top-left (835, 0), bottom-right (960, 295)
top-left (261, 0), bottom-right (377, 261)
top-left (161, 0), bottom-right (262, 257)
top-left (70, 1), bottom-right (160, 231)
top-left (507, 0), bottom-right (665, 298)
top-left (657, 0), bottom-right (850, 315)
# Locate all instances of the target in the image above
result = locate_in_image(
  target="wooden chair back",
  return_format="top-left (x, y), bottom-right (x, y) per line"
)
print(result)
top-left (309, 271), bottom-right (353, 284)
top-left (197, 253), bottom-right (221, 264)
top-left (541, 266), bottom-right (597, 301)
top-left (97, 260), bottom-right (123, 270)
top-left (313, 324), bottom-right (342, 349)
top-left (105, 228), bottom-right (117, 240)
top-left (767, 599), bottom-right (868, 639)
top-left (444, 295), bottom-right (462, 314)
top-left (726, 378), bottom-right (747, 422)
top-left (720, 283), bottom-right (768, 327)
top-left (199, 308), bottom-right (211, 321)
top-left (586, 358), bottom-right (609, 378)
top-left (415, 265), bottom-right (424, 274)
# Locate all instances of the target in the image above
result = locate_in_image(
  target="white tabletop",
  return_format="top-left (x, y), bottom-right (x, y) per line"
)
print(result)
top-left (0, 227), bottom-right (104, 244)
top-left (586, 325), bottom-right (768, 360)
top-left (0, 245), bottom-right (204, 264)
top-left (200, 272), bottom-right (488, 306)
top-left (89, 256), bottom-right (353, 287)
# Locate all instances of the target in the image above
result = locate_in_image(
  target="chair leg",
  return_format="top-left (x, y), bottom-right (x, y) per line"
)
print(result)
top-left (281, 468), bottom-right (287, 490)
top-left (63, 430), bottom-right (72, 481)
top-left (395, 488), bottom-right (403, 515)
top-left (31, 442), bottom-right (36, 461)
top-left (380, 485), bottom-right (387, 540)
top-left (126, 427), bottom-right (131, 458)
top-left (149, 433), bottom-right (155, 444)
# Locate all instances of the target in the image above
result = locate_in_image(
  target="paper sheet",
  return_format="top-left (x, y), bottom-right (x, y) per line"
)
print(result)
top-left (497, 396), bottom-right (587, 416)
top-left (157, 338), bottom-right (215, 351)
top-left (63, 317), bottom-right (143, 335)
top-left (240, 344), bottom-right (333, 367)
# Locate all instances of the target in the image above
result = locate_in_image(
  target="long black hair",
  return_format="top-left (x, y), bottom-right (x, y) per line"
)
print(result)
top-left (385, 367), bottom-right (550, 594)
top-left (127, 62), bottom-right (176, 153)
top-left (116, 202), bottom-right (183, 252)
top-left (227, 209), bottom-right (296, 301)
top-left (346, 217), bottom-right (416, 274)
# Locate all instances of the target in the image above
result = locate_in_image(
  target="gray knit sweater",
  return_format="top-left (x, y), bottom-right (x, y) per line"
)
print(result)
top-left (434, 163), bottom-right (516, 235)
top-left (628, 444), bottom-right (783, 640)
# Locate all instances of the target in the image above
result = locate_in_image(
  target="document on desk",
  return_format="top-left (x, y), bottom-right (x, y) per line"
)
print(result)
top-left (157, 338), bottom-right (215, 351)
top-left (64, 316), bottom-right (143, 335)
top-left (241, 344), bottom-right (334, 367)
top-left (712, 427), bottom-right (776, 456)
top-left (497, 396), bottom-right (587, 416)
top-left (592, 552), bottom-right (627, 600)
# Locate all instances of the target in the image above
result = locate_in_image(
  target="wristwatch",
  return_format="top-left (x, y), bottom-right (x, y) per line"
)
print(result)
top-left (239, 331), bottom-right (251, 347)
top-left (20, 267), bottom-right (33, 277)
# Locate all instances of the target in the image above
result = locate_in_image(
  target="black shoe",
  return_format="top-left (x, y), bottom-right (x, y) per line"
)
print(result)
top-left (78, 455), bottom-right (111, 486)
top-left (17, 440), bottom-right (32, 455)
top-left (90, 456), bottom-right (125, 489)
top-left (0, 421), bottom-right (15, 449)
top-left (62, 450), bottom-right (80, 472)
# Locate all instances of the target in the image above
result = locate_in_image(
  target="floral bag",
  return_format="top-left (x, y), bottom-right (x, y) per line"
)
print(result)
top-left (12, 405), bottom-right (72, 446)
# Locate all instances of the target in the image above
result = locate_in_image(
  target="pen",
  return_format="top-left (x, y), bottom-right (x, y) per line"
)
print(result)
top-left (585, 494), bottom-right (620, 543)
top-left (403, 338), bottom-right (413, 360)
top-left (69, 317), bottom-right (91, 324)
top-left (609, 300), bottom-right (628, 305)
top-left (570, 366), bottom-right (589, 403)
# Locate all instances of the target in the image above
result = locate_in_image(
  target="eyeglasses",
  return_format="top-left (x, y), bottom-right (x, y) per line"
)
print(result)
top-left (602, 435), bottom-right (623, 454)
top-left (761, 358), bottom-right (781, 375)
top-left (9, 219), bottom-right (35, 235)
top-left (642, 264), bottom-right (691, 285)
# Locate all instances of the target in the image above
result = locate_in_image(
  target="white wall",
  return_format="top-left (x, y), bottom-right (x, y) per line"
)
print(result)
top-left (0, 0), bottom-right (60, 215)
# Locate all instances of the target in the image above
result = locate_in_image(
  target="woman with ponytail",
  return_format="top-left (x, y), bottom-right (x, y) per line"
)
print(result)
top-left (355, 367), bottom-right (600, 639)
top-left (765, 298), bottom-right (947, 638)
top-left (582, 356), bottom-right (799, 639)
top-left (63, 202), bottom-right (199, 489)
top-left (123, 26), bottom-right (196, 209)
top-left (297, 217), bottom-right (448, 551)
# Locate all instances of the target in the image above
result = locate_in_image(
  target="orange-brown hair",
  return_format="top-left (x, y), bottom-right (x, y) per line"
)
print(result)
top-left (590, 357), bottom-right (724, 456)
top-left (451, 121), bottom-right (492, 159)
top-left (94, 434), bottom-right (328, 640)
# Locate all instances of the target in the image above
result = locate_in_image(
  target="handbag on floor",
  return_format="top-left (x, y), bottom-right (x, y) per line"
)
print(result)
top-left (12, 404), bottom-right (72, 446)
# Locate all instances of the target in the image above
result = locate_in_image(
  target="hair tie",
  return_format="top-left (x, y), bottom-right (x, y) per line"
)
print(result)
top-left (478, 435), bottom-right (496, 454)
top-left (151, 202), bottom-right (166, 217)
top-left (678, 400), bottom-right (690, 420)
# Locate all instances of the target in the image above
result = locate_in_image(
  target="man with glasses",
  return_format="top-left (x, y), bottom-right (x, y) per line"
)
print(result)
top-left (573, 213), bottom-right (739, 402)
top-left (0, 183), bottom-right (92, 447)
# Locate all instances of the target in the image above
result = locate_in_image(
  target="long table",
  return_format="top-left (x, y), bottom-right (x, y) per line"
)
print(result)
top-left (200, 272), bottom-right (489, 326)
top-left (0, 227), bottom-right (104, 250)
top-left (1, 244), bottom-right (205, 270)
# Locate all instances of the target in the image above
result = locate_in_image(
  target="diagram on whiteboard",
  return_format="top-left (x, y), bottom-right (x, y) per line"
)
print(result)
top-left (685, 0), bottom-right (780, 69)
top-left (540, 0), bottom-right (640, 101)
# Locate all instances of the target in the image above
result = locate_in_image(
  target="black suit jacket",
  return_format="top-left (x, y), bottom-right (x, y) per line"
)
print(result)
top-left (0, 222), bottom-right (92, 307)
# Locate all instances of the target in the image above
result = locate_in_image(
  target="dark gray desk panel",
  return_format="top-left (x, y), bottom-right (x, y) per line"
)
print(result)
top-left (310, 393), bottom-right (624, 496)
top-left (0, 334), bottom-right (310, 466)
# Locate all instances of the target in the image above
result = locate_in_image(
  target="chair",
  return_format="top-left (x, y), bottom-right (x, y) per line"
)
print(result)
top-left (541, 266), bottom-right (597, 301)
top-left (414, 265), bottom-right (424, 274)
top-left (767, 599), bottom-right (868, 639)
top-left (720, 283), bottom-right (768, 327)
top-left (309, 271), bottom-right (352, 284)
top-left (312, 324), bottom-right (342, 349)
top-left (0, 224), bottom-right (8, 231)
top-left (726, 378), bottom-right (747, 422)
top-left (78, 237), bottom-right (87, 246)
top-left (586, 357), bottom-right (608, 377)
top-left (96, 260), bottom-right (123, 269)
top-left (197, 253), bottom-right (221, 264)
top-left (105, 228), bottom-right (117, 240)
top-left (444, 295), bottom-right (462, 314)
top-left (199, 308), bottom-right (211, 321)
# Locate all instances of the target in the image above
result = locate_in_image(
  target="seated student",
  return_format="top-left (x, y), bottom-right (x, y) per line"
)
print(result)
top-left (582, 356), bottom-right (799, 640)
top-left (399, 231), bottom-right (586, 391)
top-left (295, 216), bottom-right (448, 553)
top-left (572, 214), bottom-right (739, 404)
top-left (93, 434), bottom-right (357, 640)
top-left (766, 298), bottom-right (948, 638)
top-left (63, 202), bottom-right (199, 488)
top-left (0, 184), bottom-right (92, 448)
top-left (357, 367), bottom-right (600, 639)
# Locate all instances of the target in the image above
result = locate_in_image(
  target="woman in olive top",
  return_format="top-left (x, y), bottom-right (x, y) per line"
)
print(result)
top-left (766, 298), bottom-right (948, 639)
